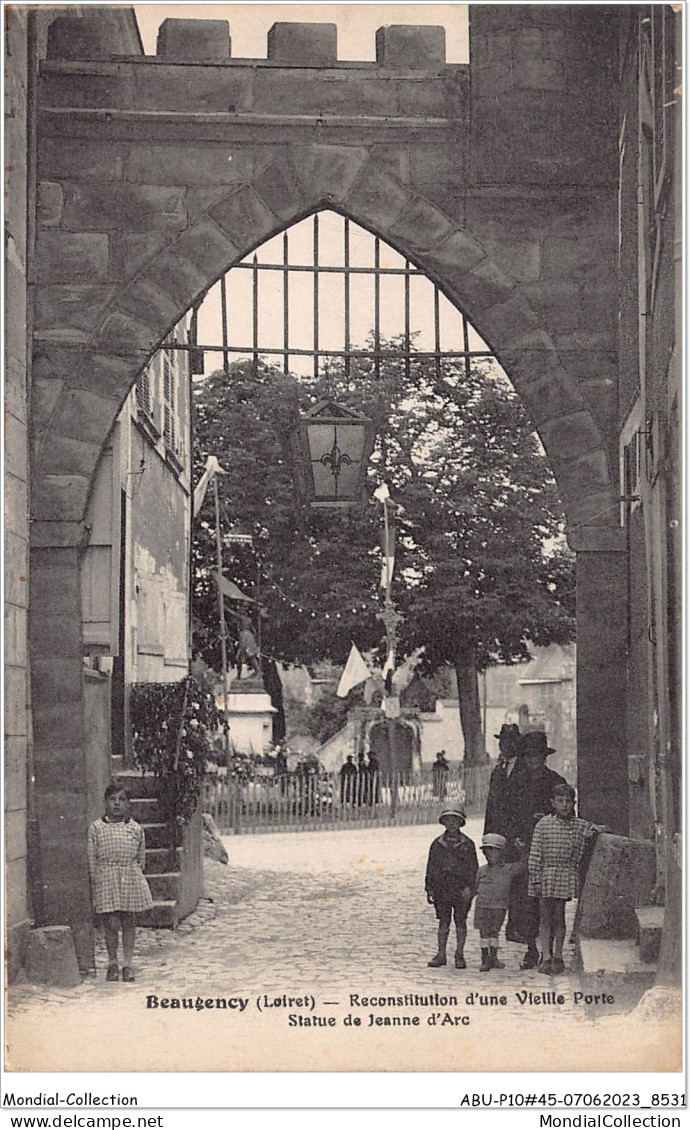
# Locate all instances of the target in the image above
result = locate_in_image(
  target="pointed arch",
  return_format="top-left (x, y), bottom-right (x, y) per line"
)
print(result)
top-left (31, 148), bottom-right (617, 537)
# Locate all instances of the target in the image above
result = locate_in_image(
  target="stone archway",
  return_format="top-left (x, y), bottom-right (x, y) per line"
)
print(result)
top-left (29, 9), bottom-right (628, 960)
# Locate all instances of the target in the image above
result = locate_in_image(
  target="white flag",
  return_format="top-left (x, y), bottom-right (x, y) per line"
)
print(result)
top-left (392, 646), bottom-right (424, 690)
top-left (336, 644), bottom-right (372, 698)
top-left (373, 482), bottom-right (390, 502)
top-left (193, 455), bottom-right (225, 517)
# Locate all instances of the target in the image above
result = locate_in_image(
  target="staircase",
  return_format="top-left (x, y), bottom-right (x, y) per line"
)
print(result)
top-left (112, 759), bottom-right (181, 928)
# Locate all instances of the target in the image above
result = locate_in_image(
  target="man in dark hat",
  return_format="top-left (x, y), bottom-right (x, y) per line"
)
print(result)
top-left (505, 730), bottom-right (566, 968)
top-left (484, 723), bottom-right (521, 838)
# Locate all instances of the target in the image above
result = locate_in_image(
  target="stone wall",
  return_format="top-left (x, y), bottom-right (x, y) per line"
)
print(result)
top-left (5, 7), bottom-right (33, 980)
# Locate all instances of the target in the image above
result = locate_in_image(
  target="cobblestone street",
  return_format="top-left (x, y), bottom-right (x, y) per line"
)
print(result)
top-left (5, 821), bottom-right (676, 1074)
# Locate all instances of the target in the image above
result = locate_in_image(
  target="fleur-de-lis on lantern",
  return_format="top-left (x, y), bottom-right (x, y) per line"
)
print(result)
top-left (320, 429), bottom-right (352, 483)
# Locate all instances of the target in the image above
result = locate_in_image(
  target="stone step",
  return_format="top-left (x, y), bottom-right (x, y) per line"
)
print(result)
top-left (146, 872), bottom-right (181, 901)
top-left (576, 936), bottom-right (656, 1014)
top-left (130, 797), bottom-right (164, 823)
top-left (141, 822), bottom-right (170, 849)
top-left (145, 847), bottom-right (182, 874)
top-left (138, 900), bottom-right (178, 929)
top-left (115, 769), bottom-right (161, 799)
top-left (635, 905), bottom-right (664, 963)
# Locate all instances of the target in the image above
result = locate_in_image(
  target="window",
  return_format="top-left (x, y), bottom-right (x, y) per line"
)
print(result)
top-left (136, 365), bottom-right (155, 421)
top-left (162, 348), bottom-right (185, 463)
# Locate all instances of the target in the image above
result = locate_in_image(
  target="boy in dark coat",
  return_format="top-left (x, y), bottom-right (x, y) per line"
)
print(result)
top-left (425, 806), bottom-right (479, 969)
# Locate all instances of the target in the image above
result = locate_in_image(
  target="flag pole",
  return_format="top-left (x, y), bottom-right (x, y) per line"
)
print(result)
top-left (213, 474), bottom-right (230, 758)
top-left (380, 495), bottom-right (400, 820)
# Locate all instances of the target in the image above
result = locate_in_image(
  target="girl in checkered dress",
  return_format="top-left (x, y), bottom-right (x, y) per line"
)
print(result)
top-left (87, 782), bottom-right (154, 983)
top-left (528, 783), bottom-right (604, 976)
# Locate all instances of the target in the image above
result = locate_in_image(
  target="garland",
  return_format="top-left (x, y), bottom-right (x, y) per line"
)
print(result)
top-left (131, 676), bottom-right (221, 848)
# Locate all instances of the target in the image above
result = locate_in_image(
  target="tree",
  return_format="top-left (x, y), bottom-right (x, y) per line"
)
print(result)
top-left (191, 346), bottom-right (575, 763)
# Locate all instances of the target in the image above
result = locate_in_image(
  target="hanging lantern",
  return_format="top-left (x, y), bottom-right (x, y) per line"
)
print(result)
top-left (288, 400), bottom-right (375, 508)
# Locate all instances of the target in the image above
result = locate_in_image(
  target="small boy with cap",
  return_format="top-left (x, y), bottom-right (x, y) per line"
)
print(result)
top-left (474, 833), bottom-right (527, 971)
top-left (425, 806), bottom-right (479, 969)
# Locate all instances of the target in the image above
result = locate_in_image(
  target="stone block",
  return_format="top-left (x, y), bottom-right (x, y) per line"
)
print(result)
top-left (56, 349), bottom-right (140, 403)
top-left (185, 187), bottom-right (230, 224)
top-left (635, 907), bottom-right (664, 964)
top-left (95, 310), bottom-right (158, 355)
top-left (578, 835), bottom-right (656, 939)
top-left (388, 196), bottom-right (454, 252)
top-left (267, 23), bottom-right (337, 66)
top-left (4, 665), bottom-right (28, 739)
top-left (134, 65), bottom-right (252, 114)
top-left (518, 366), bottom-right (587, 427)
top-left (36, 233), bottom-right (110, 284)
top-left (4, 737), bottom-right (27, 814)
top-left (24, 926), bottom-right (82, 987)
top-left (35, 285), bottom-right (115, 340)
top-left (28, 551), bottom-right (79, 614)
top-left (49, 387), bottom-right (120, 446)
top-left (5, 356), bottom-right (28, 425)
top-left (31, 473), bottom-right (90, 522)
top-left (375, 25), bottom-right (446, 67)
top-left (126, 143), bottom-right (254, 187)
top-left (30, 374), bottom-right (67, 442)
top-left (472, 61), bottom-right (515, 99)
top-left (114, 278), bottom-right (183, 344)
top-left (292, 144), bottom-right (369, 205)
top-left (5, 806), bottom-right (27, 862)
top-left (4, 531), bottom-right (28, 608)
top-left (145, 250), bottom-right (209, 314)
top-left (37, 182), bottom-right (64, 228)
top-left (41, 69), bottom-right (133, 111)
top-left (552, 449), bottom-right (613, 501)
top-left (172, 217), bottom-right (239, 285)
top-left (34, 745), bottom-right (86, 790)
top-left (38, 139), bottom-right (124, 182)
top-left (47, 16), bottom-right (116, 60)
top-left (252, 70), bottom-right (398, 118)
top-left (4, 411), bottom-right (28, 482)
top-left (478, 293), bottom-right (542, 350)
top-left (63, 184), bottom-right (187, 232)
top-left (483, 238), bottom-right (541, 284)
top-left (4, 473), bottom-right (29, 539)
top-left (5, 605), bottom-right (28, 670)
top-left (539, 411), bottom-right (604, 462)
top-left (32, 700), bottom-right (85, 749)
top-left (553, 328), bottom-right (617, 353)
top-left (542, 234), bottom-right (616, 281)
top-left (5, 862), bottom-right (29, 940)
top-left (512, 55), bottom-right (566, 91)
top-left (422, 228), bottom-right (487, 286)
top-left (455, 257), bottom-right (517, 311)
top-left (398, 75), bottom-right (448, 118)
top-left (157, 18), bottom-right (230, 60)
top-left (37, 433), bottom-right (101, 482)
top-left (5, 260), bottom-right (27, 363)
top-left (109, 233), bottom-right (168, 280)
top-left (565, 490), bottom-right (619, 538)
top-left (521, 279), bottom-right (582, 334)
top-left (253, 159), bottom-right (308, 224)
top-left (345, 167), bottom-right (411, 235)
top-left (210, 186), bottom-right (278, 254)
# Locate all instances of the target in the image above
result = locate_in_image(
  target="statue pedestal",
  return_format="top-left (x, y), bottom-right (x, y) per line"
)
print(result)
top-left (221, 676), bottom-right (275, 754)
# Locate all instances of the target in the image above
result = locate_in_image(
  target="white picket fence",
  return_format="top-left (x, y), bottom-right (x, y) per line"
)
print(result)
top-left (203, 766), bottom-right (491, 835)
